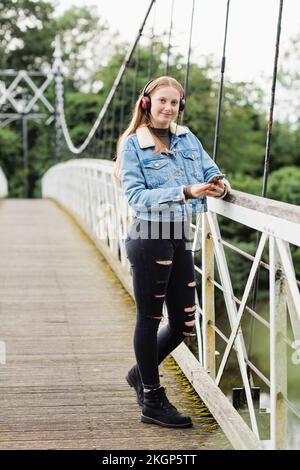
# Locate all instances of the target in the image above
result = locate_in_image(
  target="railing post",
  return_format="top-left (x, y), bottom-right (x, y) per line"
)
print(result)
top-left (202, 213), bottom-right (216, 378)
top-left (269, 235), bottom-right (287, 449)
top-left (53, 36), bottom-right (64, 163)
top-left (0, 167), bottom-right (8, 197)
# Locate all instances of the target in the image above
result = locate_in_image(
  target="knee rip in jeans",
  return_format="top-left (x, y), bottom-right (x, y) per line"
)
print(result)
top-left (183, 305), bottom-right (197, 336)
top-left (183, 322), bottom-right (196, 336)
top-left (155, 260), bottom-right (172, 266)
top-left (146, 315), bottom-right (164, 321)
top-left (184, 305), bottom-right (197, 314)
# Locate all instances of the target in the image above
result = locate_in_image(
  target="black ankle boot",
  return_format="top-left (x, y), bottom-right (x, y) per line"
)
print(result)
top-left (141, 387), bottom-right (193, 428)
top-left (126, 365), bottom-right (144, 406)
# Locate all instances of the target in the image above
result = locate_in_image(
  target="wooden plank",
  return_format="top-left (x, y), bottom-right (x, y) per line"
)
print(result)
top-left (0, 198), bottom-right (230, 450)
top-left (55, 197), bottom-right (262, 450)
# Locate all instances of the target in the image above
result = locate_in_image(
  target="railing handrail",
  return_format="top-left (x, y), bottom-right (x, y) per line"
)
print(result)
top-left (226, 190), bottom-right (300, 226)
top-left (44, 159), bottom-right (300, 226)
top-left (209, 191), bottom-right (300, 249)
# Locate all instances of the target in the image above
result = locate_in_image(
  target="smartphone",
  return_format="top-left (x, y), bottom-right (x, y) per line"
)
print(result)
top-left (207, 174), bottom-right (225, 183)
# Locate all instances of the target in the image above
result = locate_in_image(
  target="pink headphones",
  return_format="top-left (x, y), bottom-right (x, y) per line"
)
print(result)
top-left (140, 79), bottom-right (185, 113)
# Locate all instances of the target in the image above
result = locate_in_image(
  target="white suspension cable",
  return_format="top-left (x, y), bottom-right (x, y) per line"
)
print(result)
top-left (55, 0), bottom-right (156, 155)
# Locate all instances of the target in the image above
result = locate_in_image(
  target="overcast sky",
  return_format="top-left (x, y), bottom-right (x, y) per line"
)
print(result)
top-left (55, 0), bottom-right (299, 81)
top-left (54, 0), bottom-right (300, 121)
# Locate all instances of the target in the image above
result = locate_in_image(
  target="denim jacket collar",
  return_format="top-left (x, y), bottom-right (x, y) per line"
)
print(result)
top-left (136, 122), bottom-right (189, 149)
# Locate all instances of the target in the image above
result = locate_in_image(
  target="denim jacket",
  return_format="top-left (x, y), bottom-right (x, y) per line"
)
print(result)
top-left (120, 122), bottom-right (230, 221)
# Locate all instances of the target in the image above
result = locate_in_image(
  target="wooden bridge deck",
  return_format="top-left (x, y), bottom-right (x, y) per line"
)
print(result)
top-left (0, 198), bottom-right (231, 450)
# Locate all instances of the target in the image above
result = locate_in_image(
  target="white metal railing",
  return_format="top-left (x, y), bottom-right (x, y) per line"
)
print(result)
top-left (206, 191), bottom-right (300, 450)
top-left (41, 159), bottom-right (131, 271)
top-left (0, 167), bottom-right (8, 198)
top-left (41, 159), bottom-right (300, 450)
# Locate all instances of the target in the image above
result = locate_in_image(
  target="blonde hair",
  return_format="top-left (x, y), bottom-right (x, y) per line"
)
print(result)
top-left (113, 76), bottom-right (184, 180)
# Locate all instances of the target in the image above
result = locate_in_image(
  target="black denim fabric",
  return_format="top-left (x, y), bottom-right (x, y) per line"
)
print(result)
top-left (125, 217), bottom-right (197, 389)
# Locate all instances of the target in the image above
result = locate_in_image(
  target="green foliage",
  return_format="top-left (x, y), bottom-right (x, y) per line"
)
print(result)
top-left (228, 172), bottom-right (262, 196)
top-left (0, 0), bottom-right (56, 70)
top-left (0, 128), bottom-right (22, 184)
top-left (0, 0), bottom-right (119, 196)
top-left (1, 2), bottom-right (300, 226)
top-left (182, 64), bottom-right (217, 144)
top-left (268, 122), bottom-right (300, 169)
top-left (56, 6), bottom-right (114, 91)
top-left (267, 166), bottom-right (300, 205)
top-left (63, 92), bottom-right (100, 144)
top-left (0, 1), bottom-right (115, 86)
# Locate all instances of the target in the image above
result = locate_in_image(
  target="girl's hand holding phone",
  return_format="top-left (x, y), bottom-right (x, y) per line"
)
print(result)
top-left (205, 174), bottom-right (225, 197)
top-left (206, 179), bottom-right (225, 197)
top-left (189, 179), bottom-right (225, 198)
top-left (189, 183), bottom-right (213, 198)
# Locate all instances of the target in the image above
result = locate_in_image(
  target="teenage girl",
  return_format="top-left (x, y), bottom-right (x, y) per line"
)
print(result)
top-left (114, 76), bottom-right (230, 428)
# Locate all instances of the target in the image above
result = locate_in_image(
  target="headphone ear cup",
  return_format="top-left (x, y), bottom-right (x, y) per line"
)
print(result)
top-left (141, 95), bottom-right (151, 111)
top-left (179, 98), bottom-right (185, 112)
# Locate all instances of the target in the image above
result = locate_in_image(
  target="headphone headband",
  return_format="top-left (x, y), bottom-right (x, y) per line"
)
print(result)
top-left (142, 79), bottom-right (155, 97)
top-left (140, 78), bottom-right (185, 113)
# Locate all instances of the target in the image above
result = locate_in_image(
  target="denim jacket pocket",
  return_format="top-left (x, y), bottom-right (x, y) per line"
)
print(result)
top-left (181, 150), bottom-right (203, 180)
top-left (142, 157), bottom-right (170, 187)
top-left (182, 150), bottom-right (200, 160)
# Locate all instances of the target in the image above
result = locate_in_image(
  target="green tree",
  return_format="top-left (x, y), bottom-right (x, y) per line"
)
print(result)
top-left (1, 11), bottom-right (300, 200)
top-left (267, 166), bottom-right (300, 205)
top-left (0, 0), bottom-right (55, 70)
top-left (0, 1), bottom-right (118, 196)
top-left (56, 6), bottom-right (116, 92)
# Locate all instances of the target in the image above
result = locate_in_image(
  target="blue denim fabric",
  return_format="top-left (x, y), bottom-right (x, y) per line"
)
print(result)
top-left (120, 125), bottom-right (228, 221)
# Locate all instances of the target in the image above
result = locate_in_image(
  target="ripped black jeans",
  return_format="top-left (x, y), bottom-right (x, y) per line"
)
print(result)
top-left (125, 217), bottom-right (197, 390)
